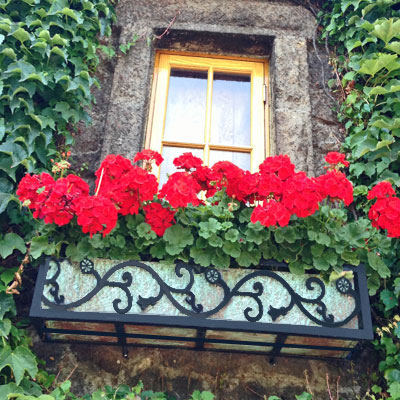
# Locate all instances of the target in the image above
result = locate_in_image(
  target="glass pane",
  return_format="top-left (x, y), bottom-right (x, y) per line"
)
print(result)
top-left (209, 150), bottom-right (250, 171)
top-left (159, 146), bottom-right (204, 186)
top-left (210, 73), bottom-right (251, 146)
top-left (163, 69), bottom-right (208, 143)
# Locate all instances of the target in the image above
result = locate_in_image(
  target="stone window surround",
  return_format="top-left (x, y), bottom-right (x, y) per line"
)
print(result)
top-left (100, 4), bottom-right (316, 175)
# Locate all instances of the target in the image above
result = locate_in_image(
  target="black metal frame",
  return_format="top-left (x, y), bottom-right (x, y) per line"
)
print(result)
top-left (30, 258), bottom-right (373, 360)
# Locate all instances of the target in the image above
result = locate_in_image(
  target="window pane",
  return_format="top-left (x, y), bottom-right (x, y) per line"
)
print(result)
top-left (210, 73), bottom-right (251, 146)
top-left (159, 146), bottom-right (204, 186)
top-left (209, 150), bottom-right (251, 171)
top-left (163, 69), bottom-right (208, 144)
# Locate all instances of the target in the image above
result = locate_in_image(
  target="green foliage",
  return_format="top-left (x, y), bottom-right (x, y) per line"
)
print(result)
top-left (0, 0), bottom-right (116, 396)
top-left (321, 0), bottom-right (400, 398)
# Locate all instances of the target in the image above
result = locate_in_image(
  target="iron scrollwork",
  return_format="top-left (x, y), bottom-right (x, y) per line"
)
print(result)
top-left (42, 258), bottom-right (361, 328)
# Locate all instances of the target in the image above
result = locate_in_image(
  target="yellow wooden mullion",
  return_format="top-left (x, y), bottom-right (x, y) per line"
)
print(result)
top-left (204, 67), bottom-right (214, 166)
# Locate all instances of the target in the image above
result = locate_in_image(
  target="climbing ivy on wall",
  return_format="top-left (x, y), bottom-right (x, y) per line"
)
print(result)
top-left (0, 0), bottom-right (116, 397)
top-left (320, 1), bottom-right (400, 399)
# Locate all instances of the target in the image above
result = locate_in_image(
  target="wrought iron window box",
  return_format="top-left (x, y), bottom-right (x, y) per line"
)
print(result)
top-left (30, 258), bottom-right (373, 360)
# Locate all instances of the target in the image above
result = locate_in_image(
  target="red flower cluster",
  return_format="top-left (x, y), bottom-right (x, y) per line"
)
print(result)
top-left (74, 195), bottom-right (118, 238)
top-left (368, 182), bottom-right (400, 237)
top-left (133, 149), bottom-right (163, 166)
top-left (159, 172), bottom-right (201, 208)
top-left (16, 172), bottom-right (55, 217)
top-left (96, 156), bottom-right (158, 215)
top-left (325, 152), bottom-right (349, 168)
top-left (251, 200), bottom-right (291, 227)
top-left (173, 152), bottom-right (203, 171)
top-left (14, 149), bottom-right (363, 239)
top-left (17, 173), bottom-right (89, 226)
top-left (40, 175), bottom-right (89, 226)
top-left (144, 203), bottom-right (176, 236)
top-left (315, 170), bottom-right (354, 206)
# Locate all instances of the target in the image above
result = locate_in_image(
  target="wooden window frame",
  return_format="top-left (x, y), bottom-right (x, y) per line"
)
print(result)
top-left (145, 51), bottom-right (269, 177)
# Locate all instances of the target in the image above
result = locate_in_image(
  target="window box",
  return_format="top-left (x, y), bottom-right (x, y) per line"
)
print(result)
top-left (30, 257), bottom-right (373, 360)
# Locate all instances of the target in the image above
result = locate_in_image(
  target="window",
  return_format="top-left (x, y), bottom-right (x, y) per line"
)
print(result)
top-left (146, 52), bottom-right (268, 182)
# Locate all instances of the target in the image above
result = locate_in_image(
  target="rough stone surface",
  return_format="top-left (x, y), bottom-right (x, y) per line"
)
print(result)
top-left (31, 333), bottom-right (375, 399)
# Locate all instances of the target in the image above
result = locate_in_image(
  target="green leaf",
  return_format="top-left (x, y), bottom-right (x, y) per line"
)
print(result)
top-left (164, 224), bottom-right (193, 247)
top-left (0, 345), bottom-right (38, 385)
top-left (199, 218), bottom-right (222, 239)
top-left (0, 193), bottom-right (19, 213)
top-left (380, 289), bottom-right (397, 311)
top-left (0, 318), bottom-right (11, 337)
top-left (0, 383), bottom-right (24, 398)
top-left (388, 381), bottom-right (400, 399)
top-left (60, 8), bottom-right (83, 24)
top-left (0, 233), bottom-right (26, 258)
top-left (386, 41), bottom-right (400, 54)
top-left (222, 241), bottom-right (241, 258)
top-left (367, 252), bottom-right (390, 278)
top-left (224, 229), bottom-right (239, 242)
top-left (358, 54), bottom-right (398, 76)
top-left (211, 249), bottom-right (230, 268)
top-left (295, 393), bottom-right (312, 400)
top-left (11, 28), bottom-right (31, 44)
top-left (316, 233), bottom-right (330, 246)
top-left (0, 292), bottom-right (15, 319)
top-left (372, 18), bottom-right (400, 45)
top-left (1, 47), bottom-right (16, 60)
top-left (190, 246), bottom-right (212, 267)
top-left (30, 236), bottom-right (56, 259)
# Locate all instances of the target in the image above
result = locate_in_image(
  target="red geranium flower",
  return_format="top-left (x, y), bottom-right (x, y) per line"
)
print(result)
top-left (160, 172), bottom-right (201, 208)
top-left (173, 152), bottom-right (203, 171)
top-left (16, 172), bottom-right (55, 213)
top-left (134, 149), bottom-right (163, 166)
top-left (41, 175), bottom-right (89, 226)
top-left (251, 200), bottom-right (291, 227)
top-left (367, 181), bottom-right (396, 200)
top-left (315, 170), bottom-right (353, 206)
top-left (227, 171), bottom-right (260, 203)
top-left (95, 154), bottom-right (133, 193)
top-left (143, 203), bottom-right (176, 236)
top-left (368, 197), bottom-right (400, 238)
top-left (282, 172), bottom-right (322, 218)
top-left (73, 195), bottom-right (118, 238)
top-left (259, 155), bottom-right (295, 180)
top-left (325, 152), bottom-right (349, 168)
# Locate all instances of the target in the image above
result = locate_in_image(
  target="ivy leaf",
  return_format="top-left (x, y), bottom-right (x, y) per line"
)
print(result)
top-left (367, 252), bottom-right (390, 278)
top-left (0, 345), bottom-right (38, 385)
top-left (0, 193), bottom-right (19, 213)
top-left (386, 41), bottom-right (400, 54)
top-left (380, 289), bottom-right (397, 311)
top-left (0, 383), bottom-right (24, 398)
top-left (0, 233), bottom-right (26, 258)
top-left (388, 381), bottom-right (400, 399)
top-left (11, 27), bottom-right (31, 44)
top-left (358, 54), bottom-right (398, 76)
top-left (0, 292), bottom-right (15, 319)
top-left (0, 318), bottom-right (11, 337)
top-left (372, 18), bottom-right (400, 45)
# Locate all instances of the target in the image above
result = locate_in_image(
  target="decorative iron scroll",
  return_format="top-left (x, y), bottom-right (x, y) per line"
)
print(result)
top-left (42, 258), bottom-right (361, 328)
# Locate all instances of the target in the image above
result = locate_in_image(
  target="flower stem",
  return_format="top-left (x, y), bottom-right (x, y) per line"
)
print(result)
top-left (95, 168), bottom-right (104, 196)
